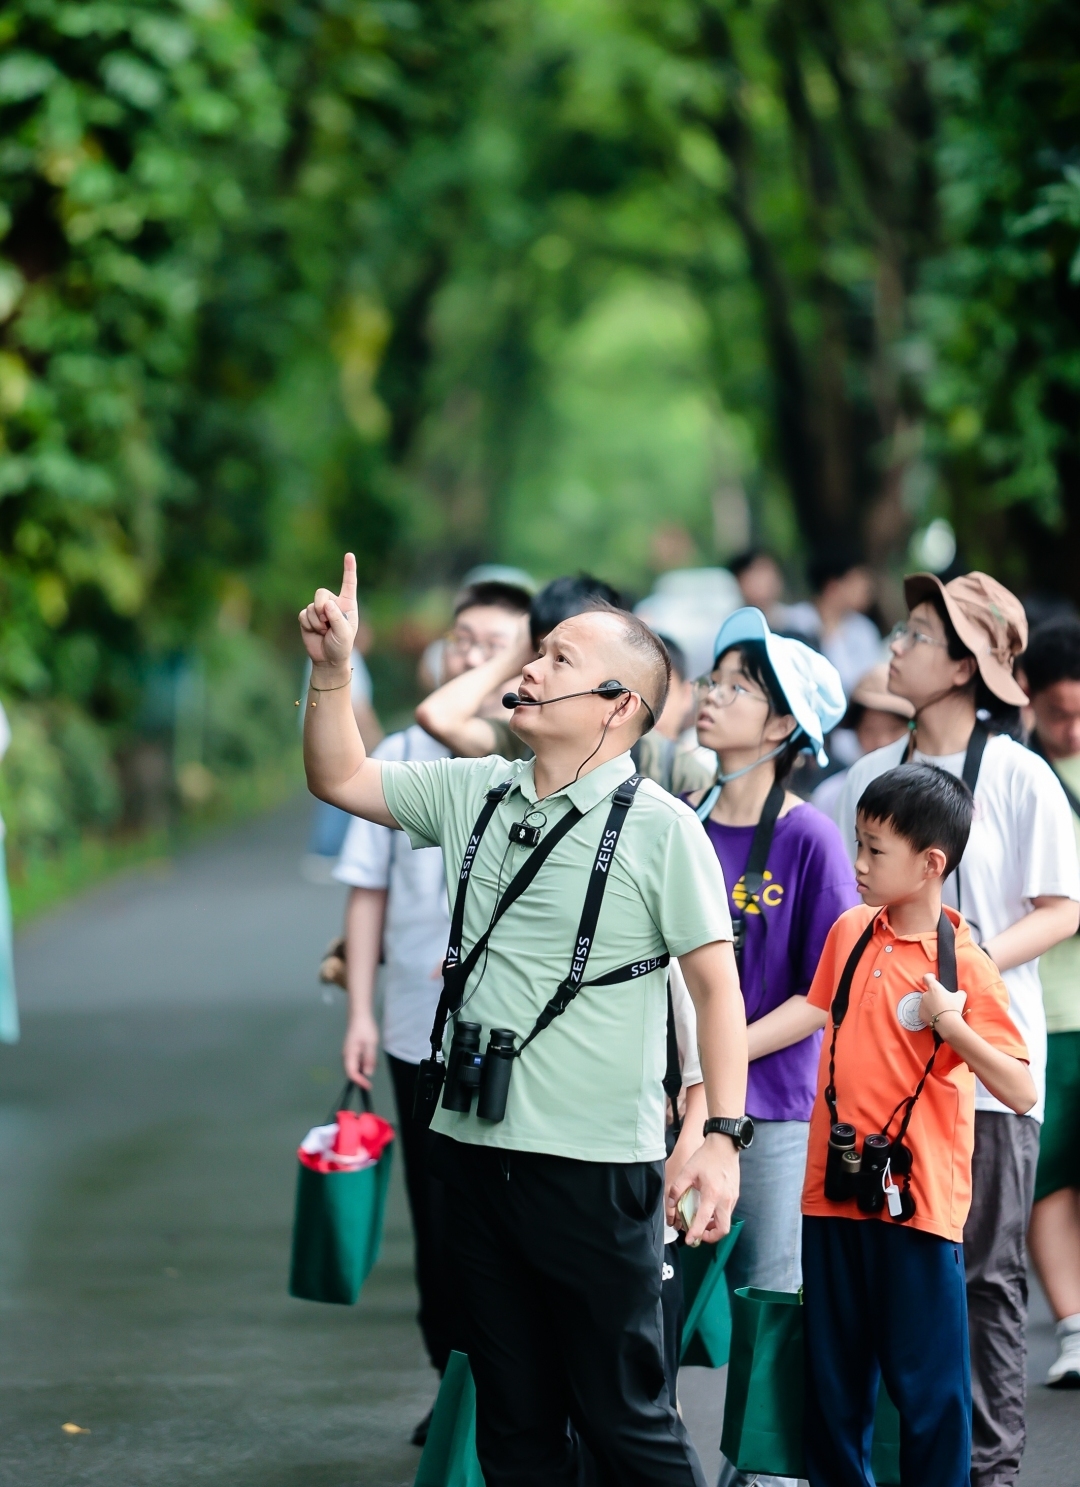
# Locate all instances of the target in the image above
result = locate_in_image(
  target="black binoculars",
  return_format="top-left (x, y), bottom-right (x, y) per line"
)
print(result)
top-left (824, 1123), bottom-right (894, 1214)
top-left (442, 1021), bottom-right (516, 1122)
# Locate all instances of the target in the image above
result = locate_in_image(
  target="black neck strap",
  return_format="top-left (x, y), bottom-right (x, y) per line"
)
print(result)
top-left (905, 717), bottom-right (987, 793)
top-left (427, 780), bottom-right (581, 1060)
top-left (742, 779), bottom-right (785, 899)
top-left (428, 773), bottom-right (656, 1066)
top-left (696, 778), bottom-right (785, 967)
top-left (517, 775), bottom-right (656, 1055)
top-left (824, 910), bottom-right (957, 1139)
top-left (905, 721), bottom-right (987, 912)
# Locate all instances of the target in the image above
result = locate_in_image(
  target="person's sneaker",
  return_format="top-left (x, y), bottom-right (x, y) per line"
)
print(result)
top-left (1047, 1318), bottom-right (1080, 1388)
top-left (410, 1406), bottom-right (434, 1446)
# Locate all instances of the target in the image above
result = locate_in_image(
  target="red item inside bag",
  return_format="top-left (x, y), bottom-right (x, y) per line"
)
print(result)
top-left (298, 1108), bottom-right (394, 1173)
top-left (335, 1109), bottom-right (394, 1160)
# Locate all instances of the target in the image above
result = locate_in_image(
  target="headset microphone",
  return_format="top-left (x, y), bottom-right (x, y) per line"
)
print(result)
top-left (502, 680), bottom-right (628, 710)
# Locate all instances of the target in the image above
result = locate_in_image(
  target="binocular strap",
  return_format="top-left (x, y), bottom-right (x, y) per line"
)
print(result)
top-left (425, 772), bottom-right (657, 1082)
top-left (426, 779), bottom-right (583, 1063)
top-left (516, 775), bottom-right (670, 1056)
top-left (824, 909), bottom-right (957, 1221)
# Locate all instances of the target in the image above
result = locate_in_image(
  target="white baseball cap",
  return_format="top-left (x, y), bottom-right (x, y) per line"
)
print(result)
top-left (712, 607), bottom-right (847, 766)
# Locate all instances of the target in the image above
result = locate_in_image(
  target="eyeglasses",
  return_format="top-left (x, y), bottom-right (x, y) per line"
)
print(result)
top-left (887, 622), bottom-right (949, 653)
top-left (693, 676), bottom-right (768, 707)
top-left (444, 632), bottom-right (508, 661)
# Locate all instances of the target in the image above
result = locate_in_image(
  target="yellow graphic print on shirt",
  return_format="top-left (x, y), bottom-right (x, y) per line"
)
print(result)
top-left (731, 869), bottom-right (785, 915)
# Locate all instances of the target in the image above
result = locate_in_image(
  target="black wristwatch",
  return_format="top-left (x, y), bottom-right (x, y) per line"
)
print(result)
top-left (703, 1115), bottom-right (755, 1151)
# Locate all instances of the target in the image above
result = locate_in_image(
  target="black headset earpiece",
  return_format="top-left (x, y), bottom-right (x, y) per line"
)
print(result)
top-left (594, 680), bottom-right (628, 700)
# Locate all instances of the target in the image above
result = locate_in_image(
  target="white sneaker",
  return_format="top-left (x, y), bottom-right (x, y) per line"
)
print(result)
top-left (1047, 1320), bottom-right (1080, 1388)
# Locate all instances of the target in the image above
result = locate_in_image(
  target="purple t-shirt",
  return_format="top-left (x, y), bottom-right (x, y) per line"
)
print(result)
top-left (701, 803), bottom-right (859, 1122)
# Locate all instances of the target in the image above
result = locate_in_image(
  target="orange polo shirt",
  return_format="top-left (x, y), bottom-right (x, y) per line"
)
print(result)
top-left (801, 905), bottom-right (1028, 1243)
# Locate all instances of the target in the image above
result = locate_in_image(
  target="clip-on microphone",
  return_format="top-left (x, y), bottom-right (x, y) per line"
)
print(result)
top-left (508, 819), bottom-right (543, 848)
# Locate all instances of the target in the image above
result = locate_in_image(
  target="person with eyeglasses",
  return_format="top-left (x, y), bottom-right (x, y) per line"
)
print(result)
top-left (835, 572), bottom-right (1080, 1487)
top-left (683, 608), bottom-right (860, 1487)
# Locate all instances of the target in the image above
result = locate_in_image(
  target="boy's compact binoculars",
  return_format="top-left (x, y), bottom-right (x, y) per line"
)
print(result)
top-left (824, 1122), bottom-right (912, 1219)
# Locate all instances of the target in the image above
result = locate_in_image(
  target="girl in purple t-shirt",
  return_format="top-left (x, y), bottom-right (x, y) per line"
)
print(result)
top-left (686, 608), bottom-right (858, 1487)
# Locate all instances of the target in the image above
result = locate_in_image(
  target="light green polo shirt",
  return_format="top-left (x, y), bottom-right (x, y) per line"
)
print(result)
top-left (380, 751), bottom-right (733, 1162)
top-left (1039, 753), bottom-right (1080, 1034)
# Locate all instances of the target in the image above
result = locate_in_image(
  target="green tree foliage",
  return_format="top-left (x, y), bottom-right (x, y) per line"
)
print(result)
top-left (0, 0), bottom-right (493, 857)
top-left (1, 0), bottom-right (1077, 864)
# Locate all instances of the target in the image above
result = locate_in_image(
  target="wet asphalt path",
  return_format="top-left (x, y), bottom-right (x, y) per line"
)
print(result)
top-left (1, 797), bottom-right (1076, 1485)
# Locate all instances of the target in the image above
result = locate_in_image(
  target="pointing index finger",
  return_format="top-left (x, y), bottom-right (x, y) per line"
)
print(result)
top-left (339, 552), bottom-right (357, 612)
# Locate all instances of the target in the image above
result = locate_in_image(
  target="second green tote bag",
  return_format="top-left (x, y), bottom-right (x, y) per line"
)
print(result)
top-left (720, 1286), bottom-right (902, 1480)
top-left (414, 1351), bottom-right (485, 1487)
top-left (288, 1080), bottom-right (394, 1305)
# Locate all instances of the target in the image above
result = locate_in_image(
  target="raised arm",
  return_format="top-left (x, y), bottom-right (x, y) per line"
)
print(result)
top-left (299, 554), bottom-right (396, 826)
top-left (415, 618), bottom-right (533, 757)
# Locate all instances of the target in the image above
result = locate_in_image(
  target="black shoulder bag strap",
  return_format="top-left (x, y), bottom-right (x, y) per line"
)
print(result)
top-left (424, 781), bottom-right (582, 1062)
top-left (664, 983), bottom-right (683, 1141)
top-left (906, 721), bottom-right (987, 914)
top-left (517, 775), bottom-right (668, 1054)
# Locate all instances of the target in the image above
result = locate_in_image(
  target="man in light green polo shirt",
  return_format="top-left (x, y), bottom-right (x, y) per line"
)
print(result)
top-left (1021, 621), bottom-right (1080, 1388)
top-left (300, 555), bottom-right (748, 1487)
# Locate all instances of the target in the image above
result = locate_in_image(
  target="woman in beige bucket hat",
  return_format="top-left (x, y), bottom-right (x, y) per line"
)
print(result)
top-left (834, 569), bottom-right (1080, 1487)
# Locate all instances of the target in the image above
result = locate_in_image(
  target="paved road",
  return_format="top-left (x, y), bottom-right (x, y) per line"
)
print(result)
top-left (0, 798), bottom-right (1076, 1485)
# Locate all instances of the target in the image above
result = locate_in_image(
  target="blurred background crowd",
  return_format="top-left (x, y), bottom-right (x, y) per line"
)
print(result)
top-left (0, 0), bottom-right (1077, 916)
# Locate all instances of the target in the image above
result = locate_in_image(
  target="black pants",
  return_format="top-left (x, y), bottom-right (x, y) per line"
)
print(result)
top-left (431, 1134), bottom-right (706, 1487)
top-left (964, 1110), bottom-right (1040, 1487)
top-left (387, 1055), bottom-right (457, 1373)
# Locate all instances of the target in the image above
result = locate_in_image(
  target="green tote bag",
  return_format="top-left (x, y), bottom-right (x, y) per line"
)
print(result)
top-left (288, 1082), bottom-right (393, 1305)
top-left (679, 1220), bottom-right (744, 1368)
top-left (721, 1286), bottom-right (902, 1480)
top-left (414, 1352), bottom-right (485, 1487)
top-left (721, 1287), bottom-right (806, 1478)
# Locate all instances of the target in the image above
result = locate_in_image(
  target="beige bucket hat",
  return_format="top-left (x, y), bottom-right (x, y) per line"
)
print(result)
top-left (903, 571), bottom-right (1028, 707)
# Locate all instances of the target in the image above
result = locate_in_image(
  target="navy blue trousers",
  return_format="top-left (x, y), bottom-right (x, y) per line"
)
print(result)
top-left (802, 1216), bottom-right (971, 1487)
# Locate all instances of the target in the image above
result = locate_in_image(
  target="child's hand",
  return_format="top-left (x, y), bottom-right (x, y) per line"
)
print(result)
top-left (920, 973), bottom-right (967, 1031)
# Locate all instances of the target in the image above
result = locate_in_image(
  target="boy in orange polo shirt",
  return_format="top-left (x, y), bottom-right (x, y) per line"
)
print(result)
top-left (790, 763), bottom-right (1035, 1486)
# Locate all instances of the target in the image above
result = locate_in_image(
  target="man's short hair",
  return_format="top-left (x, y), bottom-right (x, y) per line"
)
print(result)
top-left (530, 574), bottom-right (625, 647)
top-left (656, 633), bottom-right (688, 683)
top-left (856, 763), bottom-right (973, 877)
top-left (1020, 619), bottom-right (1080, 697)
top-left (454, 580), bottom-right (532, 619)
top-left (582, 600), bottom-right (671, 737)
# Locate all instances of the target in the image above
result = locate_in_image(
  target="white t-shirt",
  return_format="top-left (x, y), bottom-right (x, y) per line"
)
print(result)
top-left (333, 726), bottom-right (450, 1065)
top-left (837, 732), bottom-right (1080, 1122)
